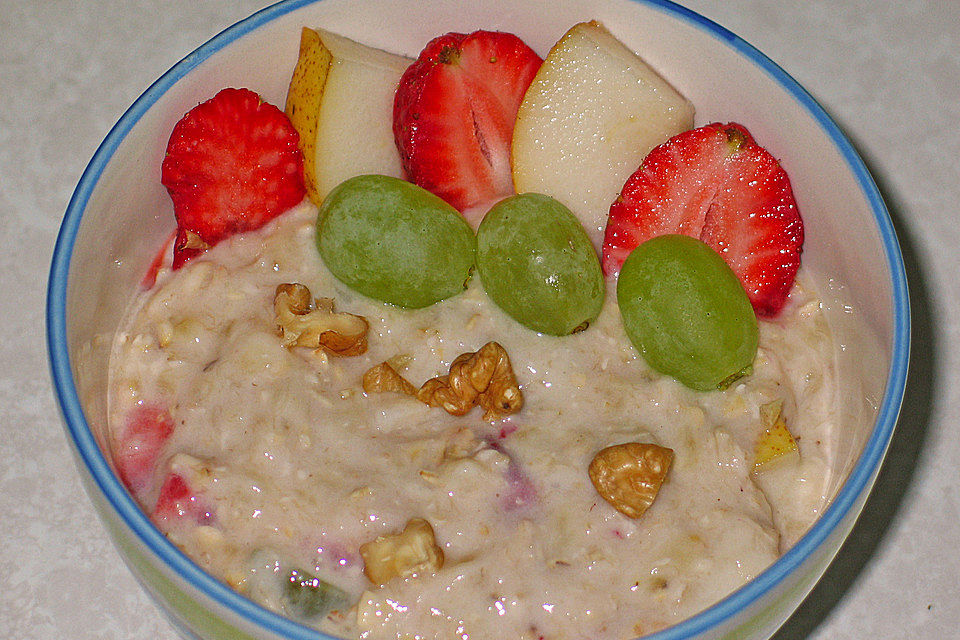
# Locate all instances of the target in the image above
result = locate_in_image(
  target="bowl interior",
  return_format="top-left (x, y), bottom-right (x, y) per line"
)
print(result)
top-left (49, 0), bottom-right (908, 638)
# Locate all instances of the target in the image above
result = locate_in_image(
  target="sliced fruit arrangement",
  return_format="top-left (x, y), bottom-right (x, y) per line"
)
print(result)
top-left (161, 87), bottom-right (306, 268)
top-left (616, 234), bottom-right (758, 391)
top-left (315, 174), bottom-right (476, 308)
top-left (285, 27), bottom-right (412, 205)
top-left (154, 21), bottom-right (807, 394)
top-left (477, 193), bottom-right (603, 336)
top-left (512, 20), bottom-right (694, 249)
top-left (393, 29), bottom-right (542, 214)
top-left (603, 122), bottom-right (804, 317)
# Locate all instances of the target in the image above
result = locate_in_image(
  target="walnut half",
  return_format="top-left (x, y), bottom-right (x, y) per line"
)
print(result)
top-left (364, 342), bottom-right (523, 422)
top-left (274, 283), bottom-right (368, 356)
top-left (589, 442), bottom-right (674, 519)
top-left (416, 342), bottom-right (523, 421)
top-left (359, 518), bottom-right (444, 586)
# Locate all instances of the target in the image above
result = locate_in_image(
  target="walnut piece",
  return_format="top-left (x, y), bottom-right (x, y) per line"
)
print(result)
top-left (589, 442), bottom-right (674, 519)
top-left (363, 342), bottom-right (523, 421)
top-left (359, 518), bottom-right (444, 585)
top-left (362, 362), bottom-right (417, 396)
top-left (417, 342), bottom-right (523, 421)
top-left (274, 283), bottom-right (368, 356)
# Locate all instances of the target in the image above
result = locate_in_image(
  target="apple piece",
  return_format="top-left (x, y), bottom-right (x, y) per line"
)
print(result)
top-left (511, 20), bottom-right (694, 250)
top-left (285, 27), bottom-right (413, 205)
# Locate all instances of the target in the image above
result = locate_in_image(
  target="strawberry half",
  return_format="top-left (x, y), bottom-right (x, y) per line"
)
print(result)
top-left (393, 30), bottom-right (542, 213)
top-left (602, 122), bottom-right (804, 317)
top-left (161, 87), bottom-right (306, 268)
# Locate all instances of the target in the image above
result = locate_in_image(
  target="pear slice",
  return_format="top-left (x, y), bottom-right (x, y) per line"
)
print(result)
top-left (511, 21), bottom-right (694, 250)
top-left (285, 28), bottom-right (412, 205)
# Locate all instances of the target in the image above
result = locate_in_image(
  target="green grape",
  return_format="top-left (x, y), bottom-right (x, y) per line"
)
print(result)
top-left (616, 234), bottom-right (758, 391)
top-left (281, 567), bottom-right (351, 621)
top-left (316, 174), bottom-right (476, 308)
top-left (476, 193), bottom-right (604, 336)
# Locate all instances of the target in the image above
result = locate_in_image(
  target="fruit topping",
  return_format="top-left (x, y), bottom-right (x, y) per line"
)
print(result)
top-left (512, 20), bottom-right (694, 249)
top-left (315, 174), bottom-right (476, 308)
top-left (616, 234), bottom-right (758, 391)
top-left (393, 30), bottom-right (542, 213)
top-left (273, 282), bottom-right (368, 356)
top-left (285, 27), bottom-right (411, 205)
top-left (162, 87), bottom-right (306, 268)
top-left (602, 122), bottom-right (804, 317)
top-left (589, 442), bottom-right (674, 519)
top-left (476, 193), bottom-right (604, 336)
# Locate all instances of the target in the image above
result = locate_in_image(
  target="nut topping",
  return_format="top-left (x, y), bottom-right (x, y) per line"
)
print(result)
top-left (359, 517), bottom-right (444, 585)
top-left (417, 342), bottom-right (523, 421)
top-left (362, 361), bottom-right (418, 396)
top-left (364, 342), bottom-right (523, 421)
top-left (274, 283), bottom-right (368, 356)
top-left (589, 442), bottom-right (673, 519)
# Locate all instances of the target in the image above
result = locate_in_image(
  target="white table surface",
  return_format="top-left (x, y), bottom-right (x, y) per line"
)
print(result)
top-left (3, 0), bottom-right (956, 638)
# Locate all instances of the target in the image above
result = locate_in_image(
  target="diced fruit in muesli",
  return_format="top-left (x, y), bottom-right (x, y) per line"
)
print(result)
top-left (114, 404), bottom-right (174, 499)
top-left (282, 567), bottom-right (351, 622)
top-left (477, 193), bottom-right (603, 336)
top-left (285, 27), bottom-right (412, 205)
top-left (393, 29), bottom-right (542, 214)
top-left (616, 234), bottom-right (758, 391)
top-left (153, 472), bottom-right (213, 526)
top-left (243, 550), bottom-right (350, 622)
top-left (161, 88), bottom-right (306, 268)
top-left (754, 400), bottom-right (800, 470)
top-left (602, 122), bottom-right (804, 317)
top-left (512, 20), bottom-right (693, 249)
top-left (316, 174), bottom-right (476, 308)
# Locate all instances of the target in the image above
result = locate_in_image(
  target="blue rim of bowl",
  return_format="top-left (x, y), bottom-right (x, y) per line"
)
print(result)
top-left (47, 1), bottom-right (909, 639)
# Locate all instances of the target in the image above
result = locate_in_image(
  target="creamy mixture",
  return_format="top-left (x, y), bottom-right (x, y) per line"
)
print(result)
top-left (109, 202), bottom-right (840, 639)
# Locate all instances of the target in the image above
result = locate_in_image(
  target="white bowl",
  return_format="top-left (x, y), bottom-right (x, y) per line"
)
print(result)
top-left (47, 0), bottom-right (909, 639)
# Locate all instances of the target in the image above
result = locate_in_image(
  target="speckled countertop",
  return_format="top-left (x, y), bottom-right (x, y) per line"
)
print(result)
top-left (2, 0), bottom-right (956, 638)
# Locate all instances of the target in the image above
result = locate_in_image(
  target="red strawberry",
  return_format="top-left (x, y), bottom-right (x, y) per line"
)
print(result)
top-left (602, 123), bottom-right (804, 317)
top-left (153, 473), bottom-right (214, 527)
top-left (141, 231), bottom-right (176, 289)
top-left (114, 404), bottom-right (174, 499)
top-left (393, 30), bottom-right (542, 213)
top-left (161, 87), bottom-right (305, 268)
